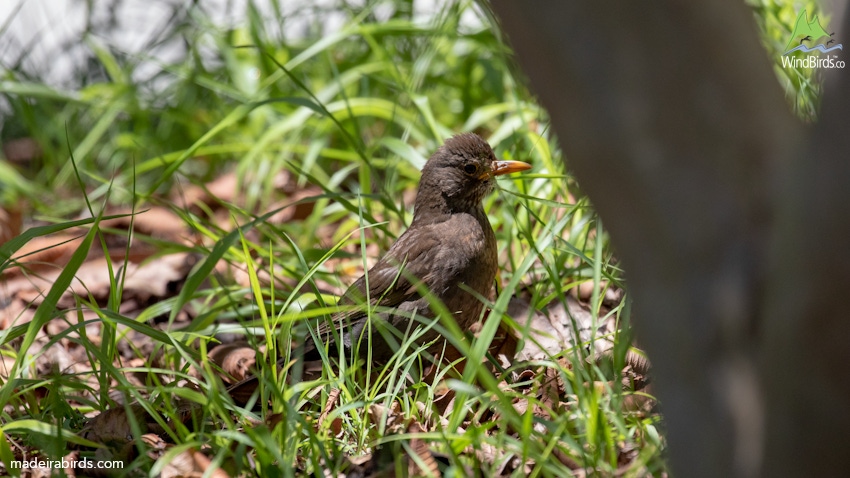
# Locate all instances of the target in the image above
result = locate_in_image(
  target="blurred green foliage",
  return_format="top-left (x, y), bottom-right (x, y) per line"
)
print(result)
top-left (748, 0), bottom-right (826, 120)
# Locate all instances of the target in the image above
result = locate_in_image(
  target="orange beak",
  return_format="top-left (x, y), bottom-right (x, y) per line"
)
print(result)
top-left (484, 160), bottom-right (533, 179)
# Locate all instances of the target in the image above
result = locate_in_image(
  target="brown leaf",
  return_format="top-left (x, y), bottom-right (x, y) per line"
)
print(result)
top-left (266, 412), bottom-right (284, 429)
top-left (81, 403), bottom-right (149, 447)
top-left (159, 448), bottom-right (231, 478)
top-left (538, 366), bottom-right (562, 415)
top-left (62, 451), bottom-right (79, 478)
top-left (0, 205), bottom-right (22, 245)
top-left (2, 253), bottom-right (196, 326)
top-left (0, 297), bottom-right (34, 333)
top-left (320, 388), bottom-right (342, 436)
top-left (368, 401), bottom-right (404, 434)
top-left (506, 295), bottom-right (618, 362)
top-left (552, 447), bottom-right (581, 470)
top-left (266, 185), bottom-right (322, 224)
top-left (432, 387), bottom-right (456, 416)
top-left (101, 206), bottom-right (188, 245)
top-left (2, 233), bottom-right (83, 278)
top-left (208, 343), bottom-right (257, 383)
top-left (142, 433), bottom-right (168, 460)
top-left (407, 422), bottom-right (440, 477)
top-left (175, 171), bottom-right (240, 211)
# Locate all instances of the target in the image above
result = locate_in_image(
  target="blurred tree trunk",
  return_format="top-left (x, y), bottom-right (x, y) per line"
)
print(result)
top-left (489, 1), bottom-right (850, 476)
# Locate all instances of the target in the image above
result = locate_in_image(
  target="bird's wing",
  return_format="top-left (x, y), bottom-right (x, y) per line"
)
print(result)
top-left (318, 215), bottom-right (483, 337)
top-left (314, 219), bottom-right (457, 340)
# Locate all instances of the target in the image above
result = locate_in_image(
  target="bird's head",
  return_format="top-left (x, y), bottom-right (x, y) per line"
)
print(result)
top-left (415, 133), bottom-right (531, 216)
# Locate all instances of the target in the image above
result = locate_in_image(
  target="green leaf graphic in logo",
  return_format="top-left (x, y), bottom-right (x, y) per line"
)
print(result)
top-left (785, 10), bottom-right (831, 52)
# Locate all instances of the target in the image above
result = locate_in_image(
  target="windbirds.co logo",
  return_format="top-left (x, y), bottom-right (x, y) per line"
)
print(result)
top-left (781, 10), bottom-right (845, 69)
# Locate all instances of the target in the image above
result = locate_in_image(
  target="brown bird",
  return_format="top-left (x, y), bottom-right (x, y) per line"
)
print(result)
top-left (228, 133), bottom-right (530, 401)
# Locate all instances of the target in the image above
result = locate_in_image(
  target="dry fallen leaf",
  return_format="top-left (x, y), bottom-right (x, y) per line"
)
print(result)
top-left (208, 343), bottom-right (257, 383)
top-left (0, 205), bottom-right (22, 245)
top-left (159, 448), bottom-right (231, 478)
top-left (407, 421), bottom-right (440, 477)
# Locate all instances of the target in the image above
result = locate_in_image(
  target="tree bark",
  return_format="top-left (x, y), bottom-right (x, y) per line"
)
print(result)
top-left (489, 1), bottom-right (850, 476)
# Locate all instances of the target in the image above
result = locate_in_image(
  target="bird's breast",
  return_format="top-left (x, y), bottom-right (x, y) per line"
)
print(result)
top-left (431, 211), bottom-right (497, 315)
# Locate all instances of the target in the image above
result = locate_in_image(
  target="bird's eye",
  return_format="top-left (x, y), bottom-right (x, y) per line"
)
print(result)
top-left (463, 164), bottom-right (478, 175)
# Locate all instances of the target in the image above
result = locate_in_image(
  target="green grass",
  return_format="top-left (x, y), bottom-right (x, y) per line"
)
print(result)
top-left (748, 0), bottom-right (827, 121)
top-left (0, 0), bottom-right (821, 476)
